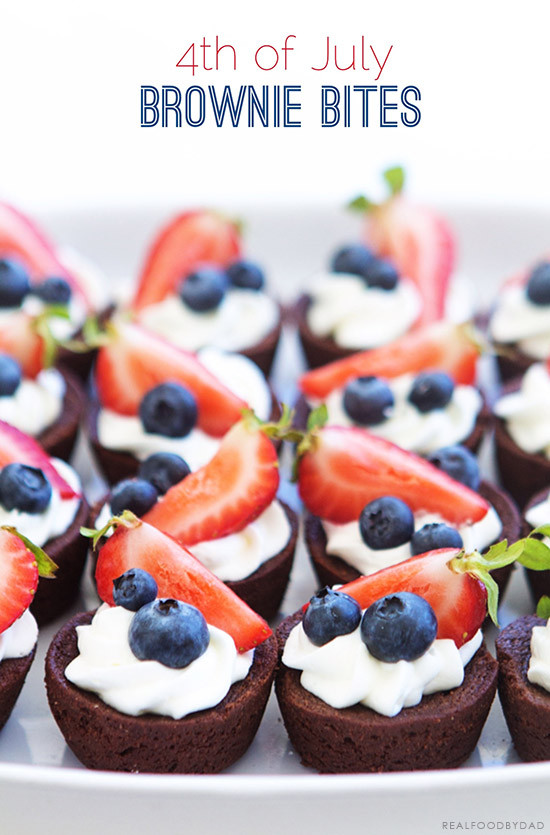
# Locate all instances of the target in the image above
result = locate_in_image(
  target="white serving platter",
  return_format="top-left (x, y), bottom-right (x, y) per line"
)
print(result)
top-left (1, 201), bottom-right (550, 835)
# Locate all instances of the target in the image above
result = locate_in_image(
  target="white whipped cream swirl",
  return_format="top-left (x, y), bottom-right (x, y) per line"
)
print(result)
top-left (528, 619), bottom-right (550, 692)
top-left (65, 604), bottom-right (254, 719)
top-left (282, 618), bottom-right (482, 717)
top-left (321, 506), bottom-right (502, 577)
top-left (306, 273), bottom-right (422, 349)
top-left (0, 368), bottom-right (65, 437)
top-left (0, 609), bottom-right (38, 662)
top-left (490, 284), bottom-right (550, 359)
top-left (494, 363), bottom-right (550, 457)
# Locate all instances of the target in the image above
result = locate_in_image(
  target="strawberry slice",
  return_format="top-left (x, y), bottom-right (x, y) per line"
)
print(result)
top-left (338, 548), bottom-right (486, 647)
top-left (352, 168), bottom-right (455, 327)
top-left (0, 421), bottom-right (78, 500)
top-left (0, 202), bottom-right (92, 309)
top-left (0, 528), bottom-right (39, 633)
top-left (300, 322), bottom-right (479, 400)
top-left (95, 519), bottom-right (271, 651)
top-left (143, 418), bottom-right (279, 545)
top-left (132, 210), bottom-right (241, 310)
top-left (95, 319), bottom-right (247, 436)
top-left (0, 311), bottom-right (46, 378)
top-left (297, 425), bottom-right (489, 526)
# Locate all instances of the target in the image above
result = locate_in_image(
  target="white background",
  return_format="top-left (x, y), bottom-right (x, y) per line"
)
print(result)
top-left (1, 0), bottom-right (550, 212)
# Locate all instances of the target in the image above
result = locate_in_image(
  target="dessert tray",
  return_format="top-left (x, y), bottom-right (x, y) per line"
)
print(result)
top-left (1, 202), bottom-right (550, 835)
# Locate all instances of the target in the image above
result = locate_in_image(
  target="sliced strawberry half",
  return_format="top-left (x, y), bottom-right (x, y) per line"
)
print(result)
top-left (132, 210), bottom-right (241, 310)
top-left (338, 548), bottom-right (486, 647)
top-left (144, 418), bottom-right (279, 545)
top-left (0, 311), bottom-right (46, 378)
top-left (0, 202), bottom-right (92, 309)
top-left (95, 519), bottom-right (271, 651)
top-left (297, 425), bottom-right (489, 526)
top-left (0, 421), bottom-right (78, 500)
top-left (95, 319), bottom-right (247, 436)
top-left (0, 528), bottom-right (39, 633)
top-left (300, 322), bottom-right (479, 400)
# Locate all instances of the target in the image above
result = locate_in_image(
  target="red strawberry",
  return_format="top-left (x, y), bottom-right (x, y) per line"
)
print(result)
top-left (299, 322), bottom-right (479, 400)
top-left (352, 168), bottom-right (455, 327)
top-left (132, 210), bottom-right (241, 310)
top-left (95, 319), bottom-right (247, 437)
top-left (297, 425), bottom-right (489, 526)
top-left (143, 418), bottom-right (279, 545)
top-left (0, 421), bottom-right (78, 500)
top-left (0, 528), bottom-right (39, 633)
top-left (0, 311), bottom-right (46, 378)
top-left (95, 519), bottom-right (271, 651)
top-left (338, 548), bottom-right (487, 647)
top-left (0, 202), bottom-right (92, 308)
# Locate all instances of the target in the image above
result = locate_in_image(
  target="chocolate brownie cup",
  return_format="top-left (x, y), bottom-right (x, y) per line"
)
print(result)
top-left (46, 610), bottom-right (278, 773)
top-left (88, 499), bottom-right (299, 622)
top-left (36, 368), bottom-right (85, 462)
top-left (496, 615), bottom-right (550, 762)
top-left (305, 481), bottom-right (520, 599)
top-left (0, 646), bottom-right (36, 732)
top-left (294, 294), bottom-right (358, 369)
top-left (275, 610), bottom-right (497, 773)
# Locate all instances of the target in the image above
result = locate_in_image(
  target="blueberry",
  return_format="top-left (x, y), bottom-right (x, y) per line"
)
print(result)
top-left (359, 496), bottom-right (415, 550)
top-left (343, 376), bottom-right (394, 426)
top-left (0, 464), bottom-right (52, 513)
top-left (138, 452), bottom-right (190, 495)
top-left (360, 592), bottom-right (438, 662)
top-left (303, 587), bottom-right (362, 647)
top-left (110, 478), bottom-right (158, 517)
top-left (427, 445), bottom-right (480, 491)
top-left (331, 244), bottom-right (375, 277)
top-left (0, 259), bottom-right (30, 308)
top-left (410, 523), bottom-right (464, 556)
top-left (32, 276), bottom-right (72, 306)
top-left (226, 260), bottom-right (265, 291)
top-left (408, 371), bottom-right (454, 413)
top-left (179, 267), bottom-right (227, 312)
top-left (113, 568), bottom-right (158, 611)
top-left (139, 383), bottom-right (198, 438)
top-left (0, 354), bottom-right (21, 396)
top-left (362, 257), bottom-right (399, 291)
top-left (526, 262), bottom-right (550, 306)
top-left (129, 598), bottom-right (210, 669)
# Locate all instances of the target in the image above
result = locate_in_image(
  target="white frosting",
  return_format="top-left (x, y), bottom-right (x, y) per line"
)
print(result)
top-left (322, 506), bottom-right (502, 577)
top-left (527, 619), bottom-right (550, 692)
top-left (306, 273), bottom-right (422, 349)
top-left (494, 363), bottom-right (550, 457)
top-left (320, 374), bottom-right (482, 454)
top-left (525, 497), bottom-right (550, 532)
top-left (282, 619), bottom-right (483, 717)
top-left (96, 349), bottom-right (271, 469)
top-left (490, 284), bottom-right (550, 359)
top-left (95, 499), bottom-right (291, 583)
top-left (15, 293), bottom-right (88, 342)
top-left (0, 458), bottom-right (81, 547)
top-left (0, 368), bottom-right (65, 437)
top-left (0, 608), bottom-right (38, 662)
top-left (138, 288), bottom-right (279, 353)
top-left (65, 604), bottom-right (254, 719)
top-left (57, 245), bottom-right (111, 312)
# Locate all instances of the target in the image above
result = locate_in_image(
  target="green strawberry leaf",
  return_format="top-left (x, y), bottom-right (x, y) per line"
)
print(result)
top-left (536, 595), bottom-right (550, 619)
top-left (531, 524), bottom-right (550, 539)
top-left (81, 510), bottom-right (141, 550)
top-left (307, 403), bottom-right (328, 432)
top-left (383, 165), bottom-right (405, 196)
top-left (347, 195), bottom-right (376, 214)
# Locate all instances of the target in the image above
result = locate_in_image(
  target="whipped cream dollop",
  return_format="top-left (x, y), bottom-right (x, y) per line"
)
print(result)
top-left (527, 619), bottom-right (550, 692)
top-left (322, 506), bottom-right (502, 577)
top-left (96, 348), bottom-right (272, 469)
top-left (525, 496), bottom-right (550, 532)
top-left (0, 458), bottom-right (81, 547)
top-left (0, 608), bottom-right (38, 662)
top-left (490, 284), bottom-right (550, 359)
top-left (95, 500), bottom-right (291, 583)
top-left (494, 363), bottom-right (550, 457)
top-left (138, 289), bottom-right (279, 353)
top-left (0, 368), bottom-right (65, 437)
top-left (65, 604), bottom-right (254, 719)
top-left (319, 374), bottom-right (482, 454)
top-left (282, 618), bottom-right (482, 717)
top-left (306, 273), bottom-right (422, 349)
